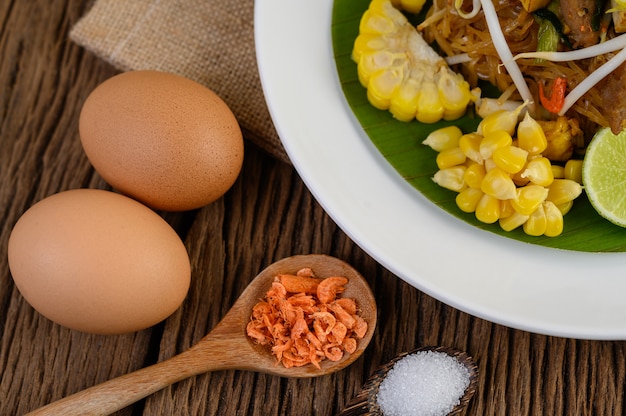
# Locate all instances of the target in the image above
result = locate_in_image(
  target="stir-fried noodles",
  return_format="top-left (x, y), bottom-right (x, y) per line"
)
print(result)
top-left (420, 0), bottom-right (617, 140)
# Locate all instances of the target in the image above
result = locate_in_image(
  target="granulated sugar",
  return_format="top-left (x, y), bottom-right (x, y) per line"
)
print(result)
top-left (376, 350), bottom-right (470, 416)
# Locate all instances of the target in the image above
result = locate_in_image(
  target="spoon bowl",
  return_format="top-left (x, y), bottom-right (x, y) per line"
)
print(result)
top-left (27, 254), bottom-right (377, 415)
top-left (340, 346), bottom-right (478, 416)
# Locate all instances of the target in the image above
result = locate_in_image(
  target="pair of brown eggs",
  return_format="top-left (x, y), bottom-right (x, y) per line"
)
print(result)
top-left (8, 70), bottom-right (244, 334)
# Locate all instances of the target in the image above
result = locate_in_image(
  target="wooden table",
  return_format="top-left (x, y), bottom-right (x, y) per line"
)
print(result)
top-left (1, 1), bottom-right (625, 415)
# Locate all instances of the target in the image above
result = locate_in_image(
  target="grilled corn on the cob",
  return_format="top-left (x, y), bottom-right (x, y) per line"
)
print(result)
top-left (353, 0), bottom-right (473, 123)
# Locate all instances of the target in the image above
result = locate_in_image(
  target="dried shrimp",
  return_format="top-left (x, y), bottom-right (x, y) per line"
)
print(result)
top-left (246, 268), bottom-right (368, 369)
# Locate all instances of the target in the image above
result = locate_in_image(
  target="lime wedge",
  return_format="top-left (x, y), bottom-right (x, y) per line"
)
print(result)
top-left (582, 127), bottom-right (626, 227)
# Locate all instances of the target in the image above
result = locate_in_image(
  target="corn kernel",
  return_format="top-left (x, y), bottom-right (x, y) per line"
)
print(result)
top-left (456, 187), bottom-right (484, 213)
top-left (492, 145), bottom-right (529, 174)
top-left (477, 109), bottom-right (518, 137)
top-left (391, 0), bottom-right (427, 13)
top-left (564, 159), bottom-right (583, 184)
top-left (523, 203), bottom-right (547, 236)
top-left (463, 162), bottom-right (486, 189)
top-left (367, 67), bottom-right (404, 109)
top-left (521, 156), bottom-right (554, 187)
top-left (436, 147), bottom-right (466, 169)
top-left (352, 33), bottom-right (370, 62)
top-left (556, 200), bottom-right (574, 215)
top-left (483, 158), bottom-right (497, 172)
top-left (499, 211), bottom-right (529, 231)
top-left (475, 193), bottom-right (500, 223)
top-left (517, 112), bottom-right (548, 154)
top-left (551, 164), bottom-right (565, 179)
top-left (546, 179), bottom-right (583, 205)
top-left (352, 34), bottom-right (386, 62)
top-left (511, 184), bottom-right (549, 215)
top-left (438, 70), bottom-right (472, 120)
top-left (543, 201), bottom-right (564, 237)
top-left (422, 126), bottom-right (463, 152)
top-left (480, 130), bottom-right (513, 160)
top-left (359, 6), bottom-right (396, 35)
top-left (416, 81), bottom-right (444, 124)
top-left (390, 77), bottom-right (420, 122)
top-left (367, 0), bottom-right (395, 14)
top-left (432, 166), bottom-right (467, 192)
top-left (459, 133), bottom-right (484, 164)
top-left (357, 50), bottom-right (395, 87)
top-left (500, 199), bottom-right (515, 218)
top-left (481, 167), bottom-right (517, 200)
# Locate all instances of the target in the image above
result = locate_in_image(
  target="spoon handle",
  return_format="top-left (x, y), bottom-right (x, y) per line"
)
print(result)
top-left (25, 333), bottom-right (246, 416)
top-left (25, 348), bottom-right (199, 415)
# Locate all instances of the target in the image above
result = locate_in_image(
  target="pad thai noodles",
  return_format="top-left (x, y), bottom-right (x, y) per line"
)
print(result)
top-left (419, 0), bottom-right (626, 148)
top-left (351, 0), bottom-right (626, 236)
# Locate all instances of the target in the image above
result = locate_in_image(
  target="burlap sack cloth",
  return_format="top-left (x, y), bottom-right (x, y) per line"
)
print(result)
top-left (69, 0), bottom-right (290, 164)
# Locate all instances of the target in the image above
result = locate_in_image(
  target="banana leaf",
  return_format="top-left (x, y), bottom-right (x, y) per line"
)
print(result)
top-left (331, 0), bottom-right (626, 252)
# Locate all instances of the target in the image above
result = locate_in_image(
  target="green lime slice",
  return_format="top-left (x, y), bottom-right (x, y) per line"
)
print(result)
top-left (582, 127), bottom-right (626, 227)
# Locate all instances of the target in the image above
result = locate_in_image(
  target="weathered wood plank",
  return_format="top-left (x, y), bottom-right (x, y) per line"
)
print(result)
top-left (1, 0), bottom-right (626, 415)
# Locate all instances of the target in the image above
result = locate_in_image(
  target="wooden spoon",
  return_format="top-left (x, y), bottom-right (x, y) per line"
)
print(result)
top-left (27, 254), bottom-right (377, 416)
top-left (339, 346), bottom-right (479, 416)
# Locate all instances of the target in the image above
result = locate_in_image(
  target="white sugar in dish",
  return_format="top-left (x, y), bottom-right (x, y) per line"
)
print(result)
top-left (376, 350), bottom-right (471, 416)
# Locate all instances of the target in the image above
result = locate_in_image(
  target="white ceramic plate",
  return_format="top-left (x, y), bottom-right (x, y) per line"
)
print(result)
top-left (254, 0), bottom-right (626, 339)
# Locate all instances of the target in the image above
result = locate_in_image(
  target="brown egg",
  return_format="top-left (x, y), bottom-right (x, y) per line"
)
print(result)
top-left (79, 70), bottom-right (244, 211)
top-left (7, 189), bottom-right (191, 334)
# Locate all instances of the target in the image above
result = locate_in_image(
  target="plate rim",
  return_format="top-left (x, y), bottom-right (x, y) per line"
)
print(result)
top-left (254, 0), bottom-right (626, 340)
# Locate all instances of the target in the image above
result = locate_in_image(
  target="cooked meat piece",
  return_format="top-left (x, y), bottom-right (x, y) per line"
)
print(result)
top-left (598, 61), bottom-right (626, 134)
top-left (559, 0), bottom-right (600, 47)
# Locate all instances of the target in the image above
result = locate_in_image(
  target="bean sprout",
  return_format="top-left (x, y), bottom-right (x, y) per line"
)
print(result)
top-left (478, 0), bottom-right (535, 111)
top-left (457, 0), bottom-right (626, 118)
top-left (513, 33), bottom-right (626, 62)
top-left (559, 46), bottom-right (626, 115)
top-left (445, 53), bottom-right (472, 65)
top-left (454, 0), bottom-right (482, 18)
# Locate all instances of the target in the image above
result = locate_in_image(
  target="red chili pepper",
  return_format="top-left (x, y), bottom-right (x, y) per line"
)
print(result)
top-left (539, 77), bottom-right (567, 114)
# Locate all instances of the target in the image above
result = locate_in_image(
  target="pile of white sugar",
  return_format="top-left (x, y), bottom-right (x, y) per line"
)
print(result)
top-left (376, 350), bottom-right (471, 416)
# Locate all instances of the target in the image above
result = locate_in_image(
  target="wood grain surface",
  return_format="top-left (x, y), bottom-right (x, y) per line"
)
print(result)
top-left (1, 1), bottom-right (625, 415)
